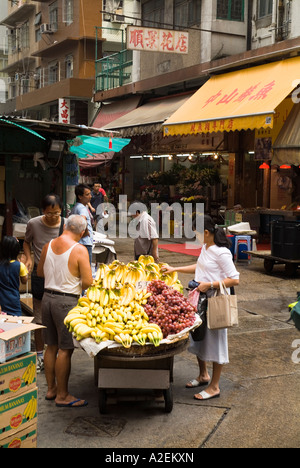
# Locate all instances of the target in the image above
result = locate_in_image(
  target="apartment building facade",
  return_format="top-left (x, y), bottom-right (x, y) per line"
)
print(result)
top-left (93, 0), bottom-right (300, 210)
top-left (1, 0), bottom-right (103, 123)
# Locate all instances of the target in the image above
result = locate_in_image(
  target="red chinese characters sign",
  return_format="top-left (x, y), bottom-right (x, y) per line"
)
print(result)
top-left (59, 98), bottom-right (70, 124)
top-left (127, 26), bottom-right (189, 55)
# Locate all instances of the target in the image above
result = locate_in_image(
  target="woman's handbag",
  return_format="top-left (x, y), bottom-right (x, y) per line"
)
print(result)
top-left (207, 282), bottom-right (238, 330)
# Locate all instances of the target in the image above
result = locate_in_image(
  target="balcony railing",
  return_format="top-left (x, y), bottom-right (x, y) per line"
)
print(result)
top-left (95, 49), bottom-right (133, 92)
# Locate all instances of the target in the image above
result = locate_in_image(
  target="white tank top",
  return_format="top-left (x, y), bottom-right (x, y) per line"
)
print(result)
top-left (44, 240), bottom-right (82, 295)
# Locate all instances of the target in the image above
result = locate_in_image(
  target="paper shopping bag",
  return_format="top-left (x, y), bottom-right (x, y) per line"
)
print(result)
top-left (207, 282), bottom-right (238, 330)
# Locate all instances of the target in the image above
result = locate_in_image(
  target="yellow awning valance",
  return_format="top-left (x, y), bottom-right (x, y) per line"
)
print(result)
top-left (163, 57), bottom-right (300, 136)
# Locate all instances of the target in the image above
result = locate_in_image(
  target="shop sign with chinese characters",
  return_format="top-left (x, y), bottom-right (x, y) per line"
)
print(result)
top-left (59, 98), bottom-right (70, 124)
top-left (127, 26), bottom-right (189, 54)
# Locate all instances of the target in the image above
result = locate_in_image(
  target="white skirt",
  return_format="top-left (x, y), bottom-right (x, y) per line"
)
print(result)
top-left (188, 328), bottom-right (229, 365)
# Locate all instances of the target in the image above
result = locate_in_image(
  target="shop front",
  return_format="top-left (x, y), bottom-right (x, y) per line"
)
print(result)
top-left (102, 93), bottom-right (230, 220)
top-left (163, 56), bottom-right (300, 237)
top-left (0, 117), bottom-right (121, 238)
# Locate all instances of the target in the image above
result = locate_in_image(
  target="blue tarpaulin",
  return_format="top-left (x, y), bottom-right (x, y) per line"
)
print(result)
top-left (67, 135), bottom-right (131, 158)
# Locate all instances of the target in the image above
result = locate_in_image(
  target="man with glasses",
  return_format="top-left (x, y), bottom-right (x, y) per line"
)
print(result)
top-left (23, 194), bottom-right (65, 372)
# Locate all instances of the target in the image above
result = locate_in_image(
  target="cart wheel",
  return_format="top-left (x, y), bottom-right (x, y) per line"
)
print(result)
top-left (285, 263), bottom-right (297, 277)
top-left (264, 259), bottom-right (274, 274)
top-left (98, 389), bottom-right (107, 414)
top-left (163, 385), bottom-right (173, 413)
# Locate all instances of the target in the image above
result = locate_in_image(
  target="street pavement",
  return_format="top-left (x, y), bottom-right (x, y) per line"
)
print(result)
top-left (36, 237), bottom-right (300, 449)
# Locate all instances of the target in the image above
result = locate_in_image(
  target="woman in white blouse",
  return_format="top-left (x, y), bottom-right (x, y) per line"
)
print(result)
top-left (163, 215), bottom-right (240, 401)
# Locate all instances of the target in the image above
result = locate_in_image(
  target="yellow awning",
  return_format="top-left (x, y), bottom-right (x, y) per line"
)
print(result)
top-left (163, 57), bottom-right (300, 136)
top-left (272, 104), bottom-right (300, 166)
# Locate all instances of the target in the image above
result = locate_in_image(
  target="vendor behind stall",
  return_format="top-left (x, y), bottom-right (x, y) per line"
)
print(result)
top-left (0, 236), bottom-right (28, 316)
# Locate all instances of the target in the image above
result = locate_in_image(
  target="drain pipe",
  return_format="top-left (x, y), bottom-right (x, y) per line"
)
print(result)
top-left (246, 0), bottom-right (253, 51)
top-left (277, 0), bottom-right (285, 41)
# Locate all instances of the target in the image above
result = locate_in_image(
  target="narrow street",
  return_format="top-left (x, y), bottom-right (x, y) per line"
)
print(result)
top-left (36, 238), bottom-right (300, 449)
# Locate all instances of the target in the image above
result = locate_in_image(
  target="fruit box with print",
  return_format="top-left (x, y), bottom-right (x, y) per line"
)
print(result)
top-left (0, 386), bottom-right (38, 441)
top-left (0, 316), bottom-right (44, 363)
top-left (0, 352), bottom-right (37, 403)
top-left (0, 422), bottom-right (37, 448)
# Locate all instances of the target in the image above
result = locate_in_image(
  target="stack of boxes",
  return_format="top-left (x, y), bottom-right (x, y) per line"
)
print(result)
top-left (0, 316), bottom-right (43, 448)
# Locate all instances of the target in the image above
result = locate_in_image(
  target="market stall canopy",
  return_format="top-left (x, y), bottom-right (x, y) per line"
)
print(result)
top-left (92, 96), bottom-right (141, 129)
top-left (68, 135), bottom-right (131, 158)
top-left (163, 57), bottom-right (300, 136)
top-left (272, 104), bottom-right (300, 166)
top-left (77, 152), bottom-right (115, 168)
top-left (103, 94), bottom-right (192, 137)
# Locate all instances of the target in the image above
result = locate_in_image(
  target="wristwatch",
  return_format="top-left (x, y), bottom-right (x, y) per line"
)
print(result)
top-left (210, 282), bottom-right (214, 290)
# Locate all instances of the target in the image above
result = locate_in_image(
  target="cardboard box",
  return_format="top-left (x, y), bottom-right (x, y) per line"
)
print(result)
top-left (0, 316), bottom-right (44, 364)
top-left (0, 352), bottom-right (37, 402)
top-left (0, 387), bottom-right (38, 441)
top-left (0, 422), bottom-right (37, 448)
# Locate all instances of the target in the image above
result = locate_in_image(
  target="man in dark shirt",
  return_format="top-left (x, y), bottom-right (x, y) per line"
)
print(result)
top-left (90, 182), bottom-right (104, 212)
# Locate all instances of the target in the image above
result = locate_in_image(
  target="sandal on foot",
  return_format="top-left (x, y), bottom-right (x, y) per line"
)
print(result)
top-left (186, 379), bottom-right (209, 388)
top-left (194, 390), bottom-right (220, 401)
top-left (56, 399), bottom-right (88, 408)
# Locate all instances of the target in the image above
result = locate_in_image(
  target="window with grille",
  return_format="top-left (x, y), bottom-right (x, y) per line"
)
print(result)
top-left (63, 0), bottom-right (74, 25)
top-left (49, 1), bottom-right (58, 32)
top-left (65, 54), bottom-right (73, 78)
top-left (48, 61), bottom-right (58, 85)
top-left (20, 22), bottom-right (30, 49)
top-left (258, 0), bottom-right (273, 18)
top-left (217, 0), bottom-right (244, 22)
top-left (142, 0), bottom-right (165, 28)
top-left (174, 0), bottom-right (201, 28)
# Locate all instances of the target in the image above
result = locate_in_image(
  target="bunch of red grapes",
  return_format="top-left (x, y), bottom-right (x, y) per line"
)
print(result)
top-left (145, 281), bottom-right (197, 338)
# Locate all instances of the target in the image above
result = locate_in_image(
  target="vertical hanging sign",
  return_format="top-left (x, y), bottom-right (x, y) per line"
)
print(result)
top-left (59, 98), bottom-right (70, 124)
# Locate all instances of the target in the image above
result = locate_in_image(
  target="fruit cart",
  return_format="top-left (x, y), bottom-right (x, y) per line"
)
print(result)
top-left (94, 337), bottom-right (189, 414)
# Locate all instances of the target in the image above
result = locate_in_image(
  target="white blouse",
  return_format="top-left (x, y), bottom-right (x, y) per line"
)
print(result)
top-left (195, 244), bottom-right (240, 284)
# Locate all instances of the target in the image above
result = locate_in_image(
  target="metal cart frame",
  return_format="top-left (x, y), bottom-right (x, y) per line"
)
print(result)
top-left (246, 250), bottom-right (300, 276)
top-left (94, 339), bottom-right (188, 414)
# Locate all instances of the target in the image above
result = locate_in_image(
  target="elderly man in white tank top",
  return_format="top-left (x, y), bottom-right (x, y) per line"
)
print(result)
top-left (37, 215), bottom-right (93, 408)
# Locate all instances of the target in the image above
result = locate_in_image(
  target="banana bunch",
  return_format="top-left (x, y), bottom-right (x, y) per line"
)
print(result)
top-left (94, 263), bottom-right (110, 282)
top-left (102, 269), bottom-right (117, 289)
top-left (138, 255), bottom-right (155, 265)
top-left (23, 396), bottom-right (37, 421)
top-left (64, 288), bottom-right (164, 348)
top-left (124, 265), bottom-right (146, 284)
top-left (120, 283), bottom-right (136, 306)
top-left (22, 361), bottom-right (36, 385)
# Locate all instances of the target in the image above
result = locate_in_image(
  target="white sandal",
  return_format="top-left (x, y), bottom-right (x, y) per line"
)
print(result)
top-left (186, 379), bottom-right (209, 388)
top-left (194, 390), bottom-right (220, 401)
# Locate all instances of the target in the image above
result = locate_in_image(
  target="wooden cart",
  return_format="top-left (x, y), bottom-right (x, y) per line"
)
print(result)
top-left (94, 337), bottom-right (189, 414)
top-left (246, 250), bottom-right (300, 276)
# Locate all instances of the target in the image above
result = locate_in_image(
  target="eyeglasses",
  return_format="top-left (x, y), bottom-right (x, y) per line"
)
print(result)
top-left (44, 212), bottom-right (61, 218)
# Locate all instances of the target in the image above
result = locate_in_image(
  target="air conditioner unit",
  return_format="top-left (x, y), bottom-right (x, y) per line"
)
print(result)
top-left (103, 12), bottom-right (112, 21)
top-left (40, 23), bottom-right (53, 34)
top-left (112, 13), bottom-right (125, 23)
